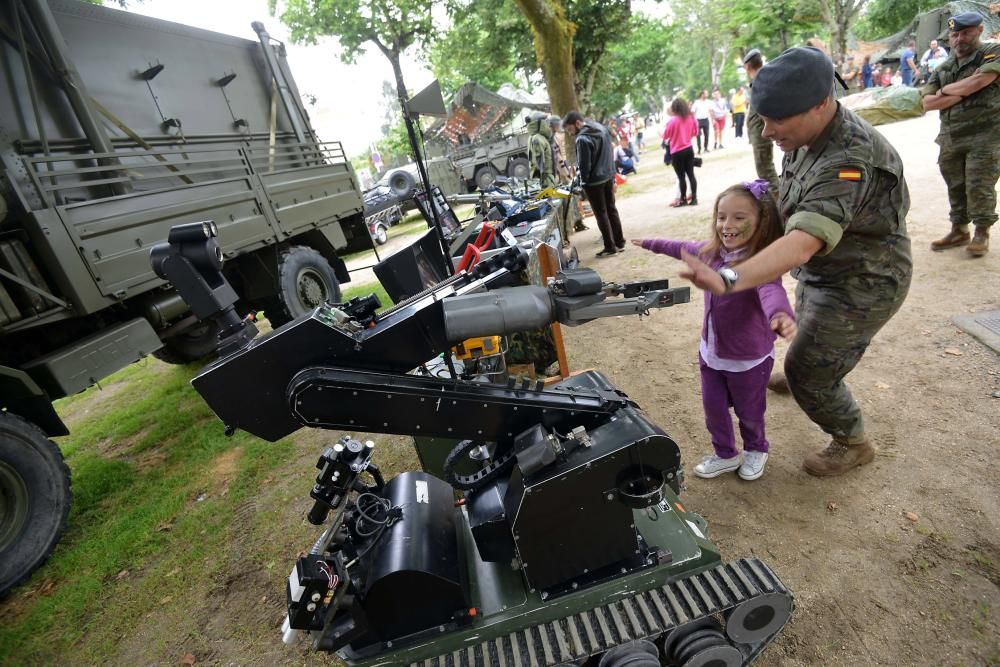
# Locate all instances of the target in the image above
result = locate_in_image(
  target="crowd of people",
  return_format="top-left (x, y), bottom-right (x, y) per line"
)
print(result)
top-left (552, 10), bottom-right (997, 482)
top-left (838, 36), bottom-right (954, 92)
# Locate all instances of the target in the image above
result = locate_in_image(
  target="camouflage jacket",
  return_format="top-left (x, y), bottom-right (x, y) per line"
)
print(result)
top-left (921, 41), bottom-right (1000, 145)
top-left (746, 82), bottom-right (768, 147)
top-left (779, 104), bottom-right (912, 292)
top-left (528, 132), bottom-right (556, 188)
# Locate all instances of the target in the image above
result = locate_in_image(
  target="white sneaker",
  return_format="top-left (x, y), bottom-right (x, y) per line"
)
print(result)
top-left (693, 453), bottom-right (742, 478)
top-left (738, 451), bottom-right (769, 481)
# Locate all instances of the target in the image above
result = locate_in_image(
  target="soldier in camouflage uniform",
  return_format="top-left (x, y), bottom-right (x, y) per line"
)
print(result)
top-left (527, 112), bottom-right (557, 190)
top-left (920, 12), bottom-right (1000, 258)
top-left (743, 49), bottom-right (779, 199)
top-left (678, 47), bottom-right (912, 477)
top-left (549, 115), bottom-right (588, 234)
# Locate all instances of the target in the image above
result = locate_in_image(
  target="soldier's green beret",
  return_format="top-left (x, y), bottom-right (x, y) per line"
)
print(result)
top-left (948, 12), bottom-right (982, 31)
top-left (750, 47), bottom-right (835, 120)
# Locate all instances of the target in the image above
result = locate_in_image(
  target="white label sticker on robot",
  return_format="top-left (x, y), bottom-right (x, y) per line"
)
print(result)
top-left (415, 480), bottom-right (429, 503)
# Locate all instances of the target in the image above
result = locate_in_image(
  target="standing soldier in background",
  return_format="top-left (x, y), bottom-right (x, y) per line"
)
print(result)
top-left (921, 12), bottom-right (1000, 258)
top-left (743, 49), bottom-right (779, 198)
top-left (526, 112), bottom-right (557, 189)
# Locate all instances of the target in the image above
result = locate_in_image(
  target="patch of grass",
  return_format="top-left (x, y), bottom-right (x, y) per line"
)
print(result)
top-left (973, 552), bottom-right (994, 568)
top-left (0, 359), bottom-right (297, 663)
top-left (341, 281), bottom-right (392, 311)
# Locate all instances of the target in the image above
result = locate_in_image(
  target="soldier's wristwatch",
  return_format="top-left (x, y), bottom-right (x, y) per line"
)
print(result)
top-left (719, 267), bottom-right (738, 293)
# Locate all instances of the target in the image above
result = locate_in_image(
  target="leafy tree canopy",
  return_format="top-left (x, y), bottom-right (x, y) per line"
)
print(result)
top-left (270, 0), bottom-right (436, 64)
top-left (429, 0), bottom-right (537, 97)
top-left (854, 0), bottom-right (940, 41)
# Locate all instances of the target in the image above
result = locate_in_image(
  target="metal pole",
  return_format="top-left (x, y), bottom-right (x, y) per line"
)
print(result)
top-left (251, 22), bottom-right (308, 146)
top-left (22, 0), bottom-right (126, 195)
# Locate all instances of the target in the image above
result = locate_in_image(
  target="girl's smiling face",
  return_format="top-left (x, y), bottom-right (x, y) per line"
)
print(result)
top-left (715, 193), bottom-right (759, 250)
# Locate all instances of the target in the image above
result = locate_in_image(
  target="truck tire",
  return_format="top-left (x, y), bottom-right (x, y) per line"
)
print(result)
top-left (152, 319), bottom-right (222, 365)
top-left (388, 170), bottom-right (417, 199)
top-left (265, 246), bottom-right (341, 328)
top-left (474, 166), bottom-right (497, 191)
top-left (507, 157), bottom-right (530, 180)
top-left (0, 412), bottom-right (72, 598)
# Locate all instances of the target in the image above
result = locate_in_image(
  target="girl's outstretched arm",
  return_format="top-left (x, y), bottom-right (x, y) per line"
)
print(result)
top-left (633, 239), bottom-right (703, 260)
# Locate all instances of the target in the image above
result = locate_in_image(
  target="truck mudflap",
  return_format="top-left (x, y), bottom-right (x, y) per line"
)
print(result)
top-left (403, 559), bottom-right (793, 667)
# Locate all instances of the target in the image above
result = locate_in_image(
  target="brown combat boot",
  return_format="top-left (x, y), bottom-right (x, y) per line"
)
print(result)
top-left (930, 225), bottom-right (970, 251)
top-left (767, 372), bottom-right (790, 394)
top-left (803, 438), bottom-right (876, 477)
top-left (967, 226), bottom-right (990, 257)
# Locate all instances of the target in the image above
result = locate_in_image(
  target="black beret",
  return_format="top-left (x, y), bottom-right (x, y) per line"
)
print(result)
top-left (948, 11), bottom-right (982, 31)
top-left (743, 48), bottom-right (761, 65)
top-left (750, 47), bottom-right (835, 120)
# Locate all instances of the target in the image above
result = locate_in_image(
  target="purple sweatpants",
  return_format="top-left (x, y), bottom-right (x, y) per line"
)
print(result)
top-left (699, 356), bottom-right (773, 459)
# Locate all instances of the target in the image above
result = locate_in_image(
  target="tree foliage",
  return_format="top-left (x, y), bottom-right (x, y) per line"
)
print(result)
top-left (589, 16), bottom-right (677, 119)
top-left (270, 0), bottom-right (437, 164)
top-left (854, 0), bottom-right (939, 41)
top-left (429, 0), bottom-right (536, 97)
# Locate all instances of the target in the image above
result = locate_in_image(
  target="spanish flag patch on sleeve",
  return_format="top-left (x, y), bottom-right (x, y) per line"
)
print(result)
top-left (838, 168), bottom-right (862, 181)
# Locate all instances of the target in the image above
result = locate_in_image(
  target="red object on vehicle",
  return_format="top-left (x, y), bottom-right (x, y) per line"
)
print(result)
top-left (456, 223), bottom-right (497, 272)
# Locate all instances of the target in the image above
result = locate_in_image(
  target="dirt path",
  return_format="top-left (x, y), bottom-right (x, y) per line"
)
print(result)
top-left (57, 113), bottom-right (999, 666)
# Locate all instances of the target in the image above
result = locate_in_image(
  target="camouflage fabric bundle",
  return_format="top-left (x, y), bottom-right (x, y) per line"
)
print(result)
top-left (839, 86), bottom-right (925, 126)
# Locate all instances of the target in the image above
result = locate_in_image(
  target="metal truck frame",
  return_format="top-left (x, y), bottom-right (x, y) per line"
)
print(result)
top-left (0, 0), bottom-right (371, 595)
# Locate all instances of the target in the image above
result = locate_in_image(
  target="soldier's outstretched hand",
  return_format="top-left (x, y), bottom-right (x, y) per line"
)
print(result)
top-left (679, 249), bottom-right (726, 295)
top-left (770, 312), bottom-right (797, 341)
top-left (630, 239), bottom-right (645, 246)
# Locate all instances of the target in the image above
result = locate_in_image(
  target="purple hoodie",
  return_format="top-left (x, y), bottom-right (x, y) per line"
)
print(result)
top-left (641, 239), bottom-right (794, 360)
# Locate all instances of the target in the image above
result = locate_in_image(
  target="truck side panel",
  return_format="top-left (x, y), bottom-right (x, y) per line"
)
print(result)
top-left (57, 177), bottom-right (273, 299)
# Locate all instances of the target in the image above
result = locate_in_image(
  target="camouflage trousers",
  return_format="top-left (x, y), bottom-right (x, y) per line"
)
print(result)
top-left (557, 195), bottom-right (580, 243)
top-left (784, 279), bottom-right (909, 443)
top-left (751, 141), bottom-right (779, 198)
top-left (938, 141), bottom-right (1000, 228)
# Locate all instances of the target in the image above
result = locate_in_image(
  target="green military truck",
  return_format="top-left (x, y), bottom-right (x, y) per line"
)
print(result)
top-left (0, 0), bottom-right (372, 595)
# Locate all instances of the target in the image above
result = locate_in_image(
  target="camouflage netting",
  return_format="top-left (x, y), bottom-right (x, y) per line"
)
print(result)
top-left (840, 86), bottom-right (926, 125)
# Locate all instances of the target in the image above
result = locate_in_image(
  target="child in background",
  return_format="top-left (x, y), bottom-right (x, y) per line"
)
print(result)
top-left (631, 180), bottom-right (796, 480)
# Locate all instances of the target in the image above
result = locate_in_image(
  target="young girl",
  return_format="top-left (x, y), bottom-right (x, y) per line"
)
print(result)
top-left (662, 98), bottom-right (699, 207)
top-left (631, 180), bottom-right (796, 480)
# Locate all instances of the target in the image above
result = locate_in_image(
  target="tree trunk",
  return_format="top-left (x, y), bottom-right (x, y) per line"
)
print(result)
top-left (513, 0), bottom-right (579, 118)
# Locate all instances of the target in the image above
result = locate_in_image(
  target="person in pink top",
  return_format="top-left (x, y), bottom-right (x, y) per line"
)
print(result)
top-left (662, 97), bottom-right (700, 206)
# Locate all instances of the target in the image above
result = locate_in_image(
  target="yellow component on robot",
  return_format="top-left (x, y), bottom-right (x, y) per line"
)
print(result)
top-left (452, 336), bottom-right (502, 361)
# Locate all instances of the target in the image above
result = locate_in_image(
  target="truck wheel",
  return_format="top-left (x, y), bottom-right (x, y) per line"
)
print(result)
top-left (372, 223), bottom-right (389, 245)
top-left (507, 157), bottom-right (530, 180)
top-left (265, 246), bottom-right (341, 328)
top-left (388, 170), bottom-right (417, 199)
top-left (0, 412), bottom-right (72, 598)
top-left (474, 166), bottom-right (497, 191)
top-left (152, 320), bottom-right (222, 365)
